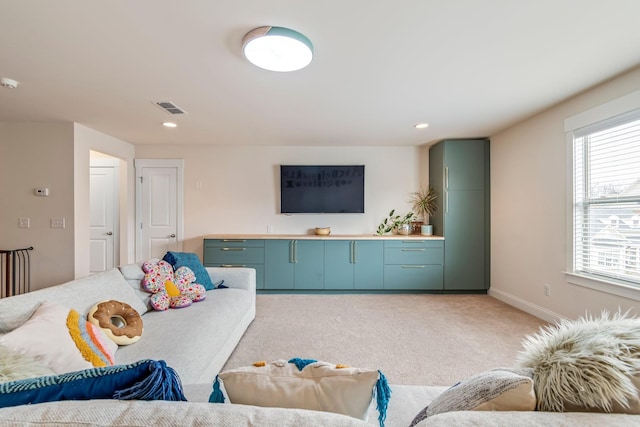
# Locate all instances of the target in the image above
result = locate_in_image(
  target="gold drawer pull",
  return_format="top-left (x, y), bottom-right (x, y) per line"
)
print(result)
top-left (221, 264), bottom-right (246, 268)
top-left (402, 248), bottom-right (425, 252)
top-left (221, 248), bottom-right (246, 251)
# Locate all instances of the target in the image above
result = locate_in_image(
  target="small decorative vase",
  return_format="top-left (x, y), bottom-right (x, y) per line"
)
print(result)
top-left (420, 224), bottom-right (433, 236)
top-left (396, 223), bottom-right (412, 235)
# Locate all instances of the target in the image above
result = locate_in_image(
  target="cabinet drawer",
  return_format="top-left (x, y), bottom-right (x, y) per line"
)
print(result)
top-left (204, 239), bottom-right (264, 248)
top-left (384, 265), bottom-right (443, 290)
top-left (384, 240), bottom-right (443, 249)
top-left (384, 247), bottom-right (443, 265)
top-left (203, 247), bottom-right (264, 264)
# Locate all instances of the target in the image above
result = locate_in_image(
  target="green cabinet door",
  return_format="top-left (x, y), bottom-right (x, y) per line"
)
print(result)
top-left (353, 240), bottom-right (384, 290)
top-left (429, 138), bottom-right (489, 291)
top-left (324, 241), bottom-right (354, 290)
top-left (265, 240), bottom-right (295, 289)
top-left (444, 190), bottom-right (485, 290)
top-left (294, 240), bottom-right (324, 290)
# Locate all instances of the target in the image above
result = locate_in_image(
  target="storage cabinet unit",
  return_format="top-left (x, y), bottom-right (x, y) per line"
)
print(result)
top-left (203, 239), bottom-right (265, 289)
top-left (383, 240), bottom-right (444, 290)
top-left (203, 236), bottom-right (444, 292)
top-left (429, 139), bottom-right (490, 291)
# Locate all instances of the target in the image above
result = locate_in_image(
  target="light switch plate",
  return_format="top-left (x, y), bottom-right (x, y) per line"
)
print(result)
top-left (18, 217), bottom-right (30, 228)
top-left (50, 217), bottom-right (65, 228)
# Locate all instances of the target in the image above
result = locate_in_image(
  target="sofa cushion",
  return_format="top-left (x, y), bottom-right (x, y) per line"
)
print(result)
top-left (0, 302), bottom-right (117, 374)
top-left (0, 399), bottom-right (371, 426)
top-left (409, 368), bottom-right (536, 426)
top-left (0, 269), bottom-right (148, 334)
top-left (212, 358), bottom-right (388, 423)
top-left (516, 311), bottom-right (640, 413)
top-left (163, 252), bottom-right (215, 290)
top-left (115, 287), bottom-right (254, 383)
top-left (119, 262), bottom-right (152, 312)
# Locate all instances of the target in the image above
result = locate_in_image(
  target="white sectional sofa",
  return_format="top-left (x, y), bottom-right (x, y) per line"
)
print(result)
top-left (0, 264), bottom-right (637, 426)
top-left (0, 264), bottom-right (256, 384)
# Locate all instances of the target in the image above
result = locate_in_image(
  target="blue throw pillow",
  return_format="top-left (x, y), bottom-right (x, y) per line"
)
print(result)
top-left (163, 251), bottom-right (215, 290)
top-left (0, 359), bottom-right (185, 408)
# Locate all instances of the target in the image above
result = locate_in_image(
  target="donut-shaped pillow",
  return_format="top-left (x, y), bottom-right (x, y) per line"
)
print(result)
top-left (87, 300), bottom-right (143, 346)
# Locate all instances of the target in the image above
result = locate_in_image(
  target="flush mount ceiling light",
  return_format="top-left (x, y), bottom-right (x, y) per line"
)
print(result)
top-left (242, 26), bottom-right (313, 72)
top-left (162, 122), bottom-right (177, 128)
top-left (414, 123), bottom-right (429, 129)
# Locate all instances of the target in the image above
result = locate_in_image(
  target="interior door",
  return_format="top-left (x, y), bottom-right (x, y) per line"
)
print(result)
top-left (135, 159), bottom-right (184, 261)
top-left (89, 159), bottom-right (119, 273)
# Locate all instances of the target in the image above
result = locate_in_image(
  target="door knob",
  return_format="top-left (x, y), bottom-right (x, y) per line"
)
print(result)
top-left (106, 231), bottom-right (113, 236)
top-left (170, 234), bottom-right (176, 238)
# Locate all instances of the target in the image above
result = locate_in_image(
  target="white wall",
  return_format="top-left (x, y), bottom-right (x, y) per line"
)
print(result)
top-left (0, 123), bottom-right (76, 290)
top-left (134, 145), bottom-right (424, 256)
top-left (490, 65), bottom-right (640, 321)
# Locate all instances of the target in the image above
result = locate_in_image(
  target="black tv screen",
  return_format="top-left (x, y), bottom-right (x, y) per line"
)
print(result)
top-left (280, 165), bottom-right (365, 214)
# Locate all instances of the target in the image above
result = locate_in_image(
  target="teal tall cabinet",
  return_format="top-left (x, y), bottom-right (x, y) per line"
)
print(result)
top-left (429, 139), bottom-right (490, 291)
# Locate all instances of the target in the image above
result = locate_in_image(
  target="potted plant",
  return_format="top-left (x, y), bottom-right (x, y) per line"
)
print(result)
top-left (376, 210), bottom-right (415, 235)
top-left (410, 187), bottom-right (438, 235)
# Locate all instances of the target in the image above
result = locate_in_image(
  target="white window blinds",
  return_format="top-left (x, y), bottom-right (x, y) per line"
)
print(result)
top-left (573, 109), bottom-right (640, 286)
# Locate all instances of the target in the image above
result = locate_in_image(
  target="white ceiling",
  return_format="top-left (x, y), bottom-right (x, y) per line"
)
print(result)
top-left (1, 1), bottom-right (640, 147)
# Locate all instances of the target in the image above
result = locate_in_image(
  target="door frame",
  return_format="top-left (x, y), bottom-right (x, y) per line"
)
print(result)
top-left (134, 159), bottom-right (184, 261)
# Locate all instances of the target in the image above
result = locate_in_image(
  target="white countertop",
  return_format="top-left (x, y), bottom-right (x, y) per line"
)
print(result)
top-left (204, 233), bottom-right (444, 240)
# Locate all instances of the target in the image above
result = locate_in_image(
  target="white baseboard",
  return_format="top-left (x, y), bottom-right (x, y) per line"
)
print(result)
top-left (489, 288), bottom-right (566, 323)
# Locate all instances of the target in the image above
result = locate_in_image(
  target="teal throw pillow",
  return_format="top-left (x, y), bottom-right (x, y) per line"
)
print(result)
top-left (163, 251), bottom-right (215, 290)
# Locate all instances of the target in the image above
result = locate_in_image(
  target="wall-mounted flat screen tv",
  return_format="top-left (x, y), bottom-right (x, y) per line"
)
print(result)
top-left (280, 165), bottom-right (365, 214)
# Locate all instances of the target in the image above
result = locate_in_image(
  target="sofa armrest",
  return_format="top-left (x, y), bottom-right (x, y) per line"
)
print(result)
top-left (206, 267), bottom-right (256, 294)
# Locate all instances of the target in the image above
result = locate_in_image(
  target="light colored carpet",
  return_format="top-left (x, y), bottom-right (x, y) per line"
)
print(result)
top-left (222, 294), bottom-right (547, 386)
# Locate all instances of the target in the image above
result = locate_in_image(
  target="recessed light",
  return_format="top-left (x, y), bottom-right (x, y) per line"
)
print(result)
top-left (414, 123), bottom-right (429, 129)
top-left (162, 122), bottom-right (177, 128)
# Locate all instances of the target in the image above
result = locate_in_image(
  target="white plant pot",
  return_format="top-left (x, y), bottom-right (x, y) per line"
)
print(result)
top-left (420, 224), bottom-right (433, 236)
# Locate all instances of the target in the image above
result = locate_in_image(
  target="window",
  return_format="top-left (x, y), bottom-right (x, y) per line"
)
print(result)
top-left (572, 110), bottom-right (640, 287)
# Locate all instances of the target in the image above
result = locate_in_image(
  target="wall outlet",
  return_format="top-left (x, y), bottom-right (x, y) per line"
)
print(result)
top-left (50, 217), bottom-right (65, 228)
top-left (18, 217), bottom-right (30, 228)
top-left (267, 225), bottom-right (274, 233)
top-left (544, 283), bottom-right (551, 297)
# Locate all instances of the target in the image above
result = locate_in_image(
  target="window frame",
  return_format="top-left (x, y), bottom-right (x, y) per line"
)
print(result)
top-left (565, 89), bottom-right (640, 302)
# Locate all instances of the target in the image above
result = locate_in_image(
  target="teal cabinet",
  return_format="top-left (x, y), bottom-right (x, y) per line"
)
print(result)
top-left (203, 239), bottom-right (265, 289)
top-left (383, 240), bottom-right (444, 290)
top-left (353, 240), bottom-right (384, 290)
top-left (265, 240), bottom-right (324, 290)
top-left (324, 240), bottom-right (384, 290)
top-left (429, 139), bottom-right (490, 291)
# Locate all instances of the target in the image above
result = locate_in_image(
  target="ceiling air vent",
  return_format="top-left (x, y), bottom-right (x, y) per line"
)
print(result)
top-left (154, 101), bottom-right (187, 115)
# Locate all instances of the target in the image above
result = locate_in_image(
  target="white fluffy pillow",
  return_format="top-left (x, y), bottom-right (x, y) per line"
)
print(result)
top-left (516, 312), bottom-right (640, 413)
top-left (0, 345), bottom-right (54, 383)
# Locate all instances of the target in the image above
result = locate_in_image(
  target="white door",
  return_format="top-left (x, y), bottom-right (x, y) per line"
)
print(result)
top-left (135, 159), bottom-right (184, 261)
top-left (89, 160), bottom-right (119, 273)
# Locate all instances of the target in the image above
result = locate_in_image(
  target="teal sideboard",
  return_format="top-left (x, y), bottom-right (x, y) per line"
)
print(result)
top-left (203, 235), bottom-right (452, 292)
